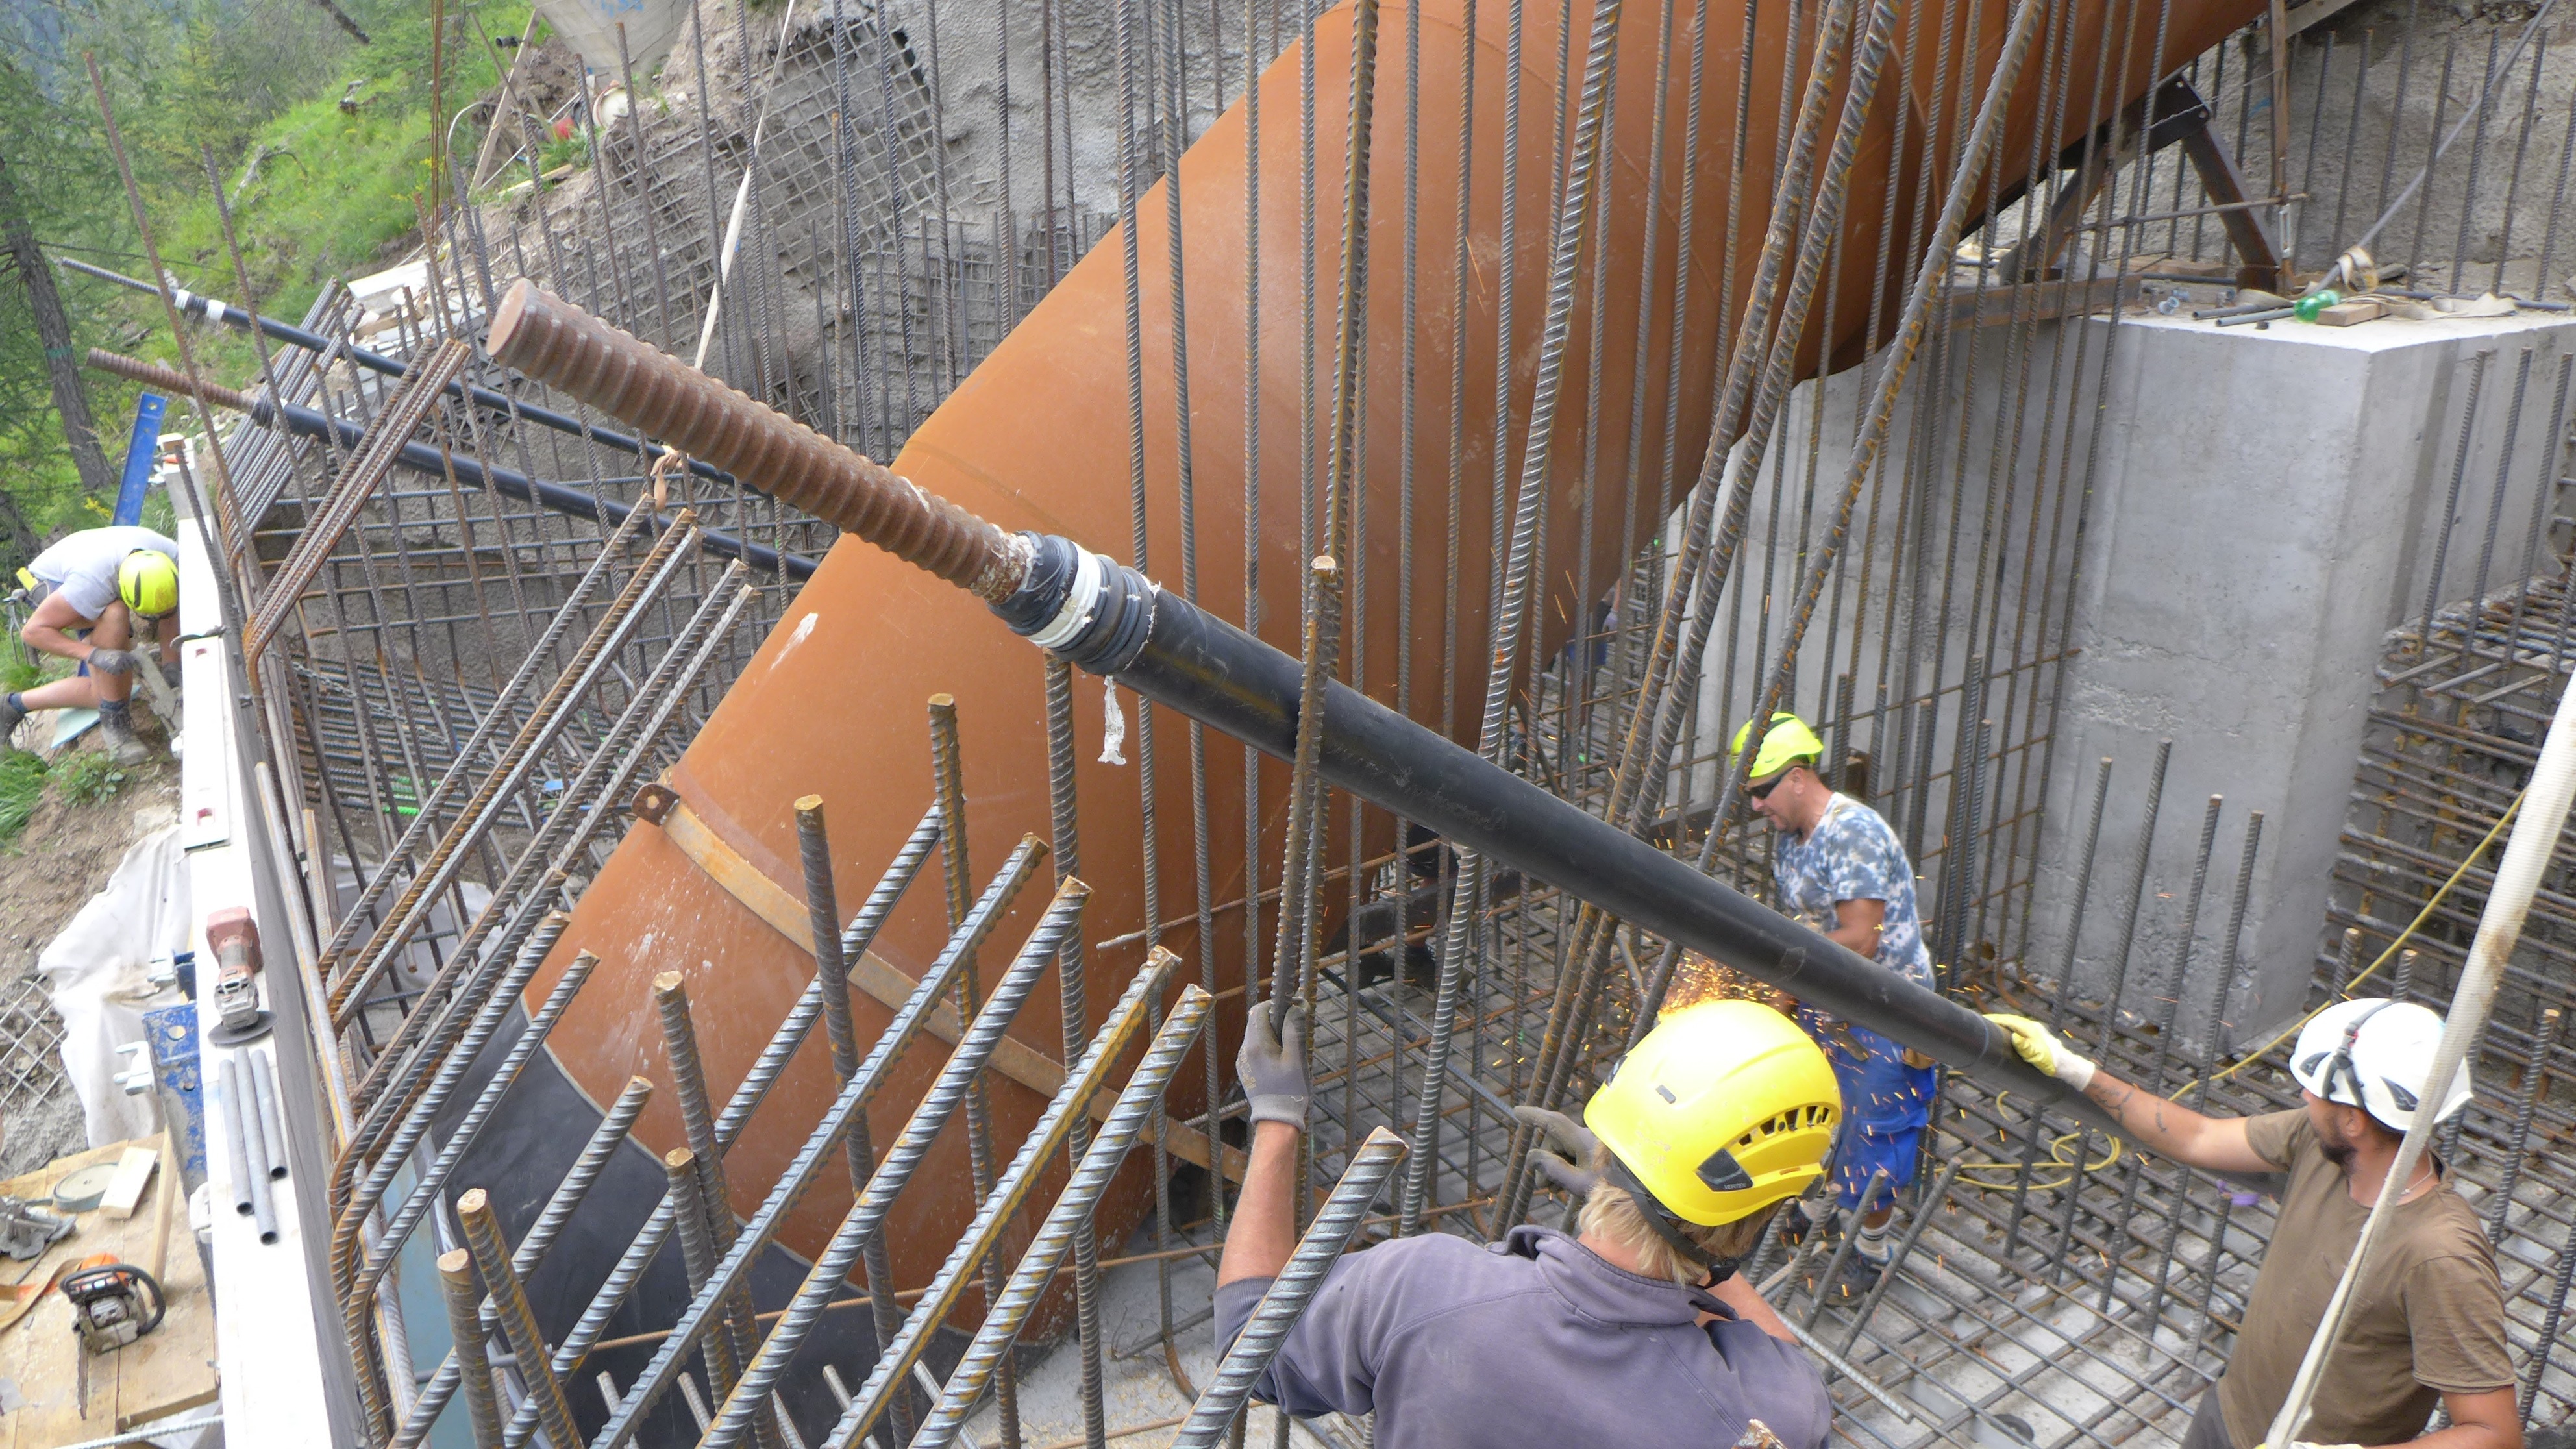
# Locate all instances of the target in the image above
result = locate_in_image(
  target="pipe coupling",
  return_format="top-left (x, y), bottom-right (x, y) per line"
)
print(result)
top-left (991, 533), bottom-right (1158, 673)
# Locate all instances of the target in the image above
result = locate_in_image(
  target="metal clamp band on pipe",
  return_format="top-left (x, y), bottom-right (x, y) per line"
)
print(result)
top-left (480, 280), bottom-right (2136, 1150)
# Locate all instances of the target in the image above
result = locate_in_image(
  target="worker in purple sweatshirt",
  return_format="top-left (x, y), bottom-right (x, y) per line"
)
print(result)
top-left (1215, 997), bottom-right (1840, 1449)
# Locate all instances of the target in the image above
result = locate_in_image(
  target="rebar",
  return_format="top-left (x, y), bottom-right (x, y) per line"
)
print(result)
top-left (1167, 1126), bottom-right (1410, 1448)
top-left (910, 980), bottom-right (1219, 1449)
top-left (455, 1187), bottom-right (581, 1449)
top-left (585, 852), bottom-right (1060, 1449)
top-left (816, 959), bottom-right (1198, 1449)
top-left (392, 1075), bottom-right (653, 1447)
top-left (435, 1250), bottom-right (506, 1449)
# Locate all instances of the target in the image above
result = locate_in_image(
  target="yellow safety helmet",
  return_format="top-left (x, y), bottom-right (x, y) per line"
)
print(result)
top-left (1729, 712), bottom-right (1826, 782)
top-left (118, 550), bottom-right (178, 618)
top-left (1585, 998), bottom-right (1840, 1229)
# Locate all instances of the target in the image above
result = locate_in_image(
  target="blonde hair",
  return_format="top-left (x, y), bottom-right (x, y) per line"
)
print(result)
top-left (1577, 1148), bottom-right (1776, 1285)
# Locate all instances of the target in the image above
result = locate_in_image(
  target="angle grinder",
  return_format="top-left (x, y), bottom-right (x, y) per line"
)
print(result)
top-left (0, 1196), bottom-right (74, 1262)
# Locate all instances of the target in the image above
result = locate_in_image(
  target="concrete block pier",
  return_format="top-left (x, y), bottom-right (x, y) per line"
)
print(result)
top-left (1703, 303), bottom-right (2575, 1050)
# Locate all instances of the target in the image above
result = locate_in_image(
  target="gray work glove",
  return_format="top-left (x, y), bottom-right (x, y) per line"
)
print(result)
top-left (1514, 1104), bottom-right (1602, 1197)
top-left (1236, 1001), bottom-right (1311, 1127)
top-left (158, 656), bottom-right (184, 690)
top-left (86, 647), bottom-right (139, 676)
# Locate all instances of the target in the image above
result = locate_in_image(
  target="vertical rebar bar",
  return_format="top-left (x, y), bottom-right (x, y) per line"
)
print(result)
top-left (456, 1187), bottom-right (581, 1449)
top-left (927, 691), bottom-right (1017, 1446)
top-left (436, 1249), bottom-right (505, 1449)
top-left (654, 970), bottom-right (785, 1449)
top-left (797, 795), bottom-right (908, 1448)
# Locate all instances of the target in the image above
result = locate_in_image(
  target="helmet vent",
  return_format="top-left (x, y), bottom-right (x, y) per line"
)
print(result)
top-left (2384, 1078), bottom-right (2419, 1113)
top-left (1655, 1084), bottom-right (1678, 1104)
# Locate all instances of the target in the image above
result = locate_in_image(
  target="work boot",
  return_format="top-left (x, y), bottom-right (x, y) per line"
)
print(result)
top-left (96, 701), bottom-right (149, 767)
top-left (1826, 1249), bottom-right (1884, 1304)
top-left (0, 693), bottom-right (22, 756)
top-left (1779, 1200), bottom-right (1824, 1248)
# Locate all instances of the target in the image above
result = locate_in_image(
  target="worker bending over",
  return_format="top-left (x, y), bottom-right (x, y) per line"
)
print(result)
top-left (1217, 998), bottom-right (1838, 1448)
top-left (3, 526), bottom-right (180, 766)
top-left (1735, 712), bottom-right (1937, 1290)
top-left (1986, 1000), bottom-right (2518, 1449)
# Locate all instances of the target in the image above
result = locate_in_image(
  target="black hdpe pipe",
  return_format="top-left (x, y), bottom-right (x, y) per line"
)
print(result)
top-left (482, 279), bottom-right (2140, 1155)
top-left (60, 255), bottom-right (740, 495)
top-left (80, 346), bottom-right (817, 581)
top-left (993, 536), bottom-right (2139, 1146)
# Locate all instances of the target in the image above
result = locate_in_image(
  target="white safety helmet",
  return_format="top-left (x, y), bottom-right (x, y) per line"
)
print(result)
top-left (2289, 998), bottom-right (2473, 1133)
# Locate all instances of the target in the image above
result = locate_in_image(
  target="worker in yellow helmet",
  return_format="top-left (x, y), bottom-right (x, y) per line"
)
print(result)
top-left (1731, 710), bottom-right (1938, 1296)
top-left (1215, 997), bottom-right (1840, 1448)
top-left (3, 526), bottom-right (182, 766)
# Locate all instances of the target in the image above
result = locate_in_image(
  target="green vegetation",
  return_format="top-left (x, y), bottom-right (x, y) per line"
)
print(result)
top-left (53, 750), bottom-right (130, 806)
top-left (0, 741), bottom-right (136, 845)
top-left (0, 750), bottom-right (43, 843)
top-left (0, 0), bottom-right (531, 575)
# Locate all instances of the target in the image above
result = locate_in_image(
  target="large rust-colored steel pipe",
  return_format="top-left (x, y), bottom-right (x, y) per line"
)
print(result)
top-left (452, 0), bottom-right (2260, 1434)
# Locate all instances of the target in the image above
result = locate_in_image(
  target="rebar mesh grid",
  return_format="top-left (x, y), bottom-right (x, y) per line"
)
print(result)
top-left (101, 0), bottom-right (2576, 1439)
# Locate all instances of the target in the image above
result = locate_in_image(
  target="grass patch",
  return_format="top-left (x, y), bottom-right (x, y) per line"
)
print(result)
top-left (100, 1), bottom-right (535, 378)
top-left (0, 752), bottom-right (47, 845)
top-left (1, 660), bottom-right (42, 695)
top-left (0, 740), bottom-right (139, 845)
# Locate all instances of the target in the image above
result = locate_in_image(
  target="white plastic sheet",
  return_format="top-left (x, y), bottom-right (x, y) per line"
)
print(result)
top-left (532, 0), bottom-right (691, 76)
top-left (38, 824), bottom-right (191, 1148)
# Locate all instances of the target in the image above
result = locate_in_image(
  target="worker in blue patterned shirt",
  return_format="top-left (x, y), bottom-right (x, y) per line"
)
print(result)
top-left (1731, 712), bottom-right (1939, 1296)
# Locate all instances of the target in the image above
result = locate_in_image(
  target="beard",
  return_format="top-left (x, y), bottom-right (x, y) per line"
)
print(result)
top-left (2319, 1137), bottom-right (2357, 1170)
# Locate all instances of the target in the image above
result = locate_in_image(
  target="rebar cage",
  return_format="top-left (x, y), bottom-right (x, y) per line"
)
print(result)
top-left (93, 0), bottom-right (2576, 1440)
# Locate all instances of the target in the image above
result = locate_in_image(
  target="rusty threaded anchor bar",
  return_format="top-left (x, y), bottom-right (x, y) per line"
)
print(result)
top-left (487, 280), bottom-right (1030, 599)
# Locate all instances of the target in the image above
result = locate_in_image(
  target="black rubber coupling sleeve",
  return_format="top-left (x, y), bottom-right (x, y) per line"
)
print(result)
top-left (994, 530), bottom-right (2132, 1147)
top-left (990, 532), bottom-right (1156, 671)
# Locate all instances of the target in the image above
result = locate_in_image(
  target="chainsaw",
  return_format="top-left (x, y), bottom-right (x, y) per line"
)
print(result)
top-left (62, 1256), bottom-right (164, 1355)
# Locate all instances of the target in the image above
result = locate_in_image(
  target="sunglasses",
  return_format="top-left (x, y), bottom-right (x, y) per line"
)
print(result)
top-left (1748, 774), bottom-right (1788, 801)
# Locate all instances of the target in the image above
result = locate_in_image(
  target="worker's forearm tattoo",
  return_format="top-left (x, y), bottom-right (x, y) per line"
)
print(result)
top-left (2085, 1075), bottom-right (2136, 1117)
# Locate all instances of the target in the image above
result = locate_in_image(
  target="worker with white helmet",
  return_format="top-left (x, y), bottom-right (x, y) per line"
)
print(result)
top-left (1984, 1000), bottom-right (2518, 1449)
top-left (3, 525), bottom-right (181, 766)
top-left (1215, 997), bottom-right (1840, 1448)
top-left (1731, 710), bottom-right (1938, 1295)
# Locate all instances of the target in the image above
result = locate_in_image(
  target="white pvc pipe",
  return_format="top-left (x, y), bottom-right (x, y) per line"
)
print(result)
top-left (691, 1), bottom-right (804, 372)
top-left (2264, 663), bottom-right (2576, 1446)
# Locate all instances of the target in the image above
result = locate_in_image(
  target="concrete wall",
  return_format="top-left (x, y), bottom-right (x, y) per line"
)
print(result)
top-left (2038, 308), bottom-right (2575, 1047)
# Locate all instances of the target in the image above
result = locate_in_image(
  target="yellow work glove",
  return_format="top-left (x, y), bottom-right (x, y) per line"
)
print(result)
top-left (1982, 1013), bottom-right (2096, 1090)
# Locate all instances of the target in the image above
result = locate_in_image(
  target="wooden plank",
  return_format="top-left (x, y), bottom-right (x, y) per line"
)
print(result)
top-left (1944, 275), bottom-right (2138, 330)
top-left (2315, 299), bottom-right (2386, 327)
top-left (0, 1136), bottom-right (217, 1448)
top-left (97, 1145), bottom-right (159, 1220)
top-left (654, 794), bottom-right (1248, 1183)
